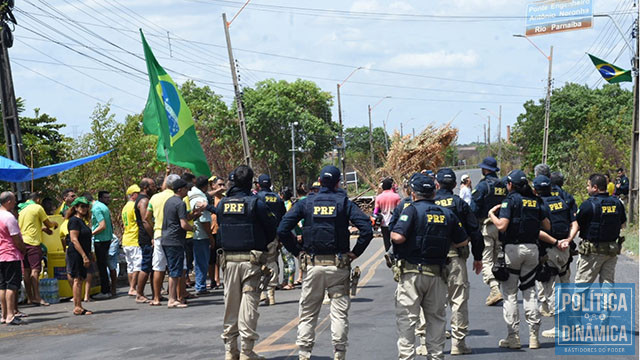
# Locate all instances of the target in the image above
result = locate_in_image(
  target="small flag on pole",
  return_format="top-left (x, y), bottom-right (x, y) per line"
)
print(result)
top-left (588, 54), bottom-right (632, 84)
top-left (140, 29), bottom-right (211, 177)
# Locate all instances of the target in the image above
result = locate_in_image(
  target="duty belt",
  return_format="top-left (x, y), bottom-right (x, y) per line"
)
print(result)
top-left (224, 251), bottom-right (252, 262)
top-left (302, 253), bottom-right (350, 267)
top-left (397, 259), bottom-right (442, 276)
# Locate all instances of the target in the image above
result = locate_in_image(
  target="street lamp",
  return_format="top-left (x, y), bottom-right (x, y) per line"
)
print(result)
top-left (383, 108), bottom-right (393, 152)
top-left (514, 34), bottom-right (553, 164)
top-left (368, 96), bottom-right (391, 169)
top-left (290, 121), bottom-right (299, 198)
top-left (474, 112), bottom-right (490, 148)
top-left (481, 106), bottom-right (502, 161)
top-left (336, 66), bottom-right (363, 186)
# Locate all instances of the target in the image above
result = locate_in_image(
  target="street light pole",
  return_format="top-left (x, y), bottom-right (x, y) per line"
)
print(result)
top-left (336, 66), bottom-right (363, 187)
top-left (383, 108), bottom-right (392, 152)
top-left (514, 34), bottom-right (553, 164)
top-left (367, 96), bottom-right (390, 169)
top-left (291, 121), bottom-right (298, 198)
top-left (481, 106), bottom-right (502, 161)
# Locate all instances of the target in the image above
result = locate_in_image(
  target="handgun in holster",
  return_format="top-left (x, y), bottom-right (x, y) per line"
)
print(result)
top-left (259, 265), bottom-right (272, 292)
top-left (350, 266), bottom-right (361, 296)
top-left (617, 236), bottom-right (626, 254)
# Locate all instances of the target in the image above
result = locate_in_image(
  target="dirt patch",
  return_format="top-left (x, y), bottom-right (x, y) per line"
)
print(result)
top-left (0, 324), bottom-right (88, 339)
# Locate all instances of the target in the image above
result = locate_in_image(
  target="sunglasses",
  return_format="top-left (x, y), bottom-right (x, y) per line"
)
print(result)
top-left (78, 204), bottom-right (90, 209)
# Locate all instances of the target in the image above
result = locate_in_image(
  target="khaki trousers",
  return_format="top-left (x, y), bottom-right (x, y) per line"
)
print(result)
top-left (396, 272), bottom-right (447, 360)
top-left (265, 260), bottom-right (279, 289)
top-left (502, 243), bottom-right (540, 336)
top-left (574, 252), bottom-right (617, 284)
top-left (221, 261), bottom-right (262, 353)
top-left (538, 246), bottom-right (571, 314)
top-left (447, 256), bottom-right (469, 342)
top-left (297, 264), bottom-right (351, 355)
top-left (480, 219), bottom-right (500, 288)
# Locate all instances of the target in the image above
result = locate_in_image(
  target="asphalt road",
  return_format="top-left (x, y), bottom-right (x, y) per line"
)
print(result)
top-left (1, 235), bottom-right (637, 359)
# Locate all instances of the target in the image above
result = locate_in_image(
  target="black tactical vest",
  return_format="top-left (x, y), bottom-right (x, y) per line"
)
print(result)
top-left (397, 200), bottom-right (451, 265)
top-left (218, 195), bottom-right (265, 251)
top-left (257, 190), bottom-right (284, 222)
top-left (484, 176), bottom-right (508, 210)
top-left (541, 195), bottom-right (570, 242)
top-left (302, 191), bottom-right (348, 255)
top-left (586, 195), bottom-right (622, 243)
top-left (504, 193), bottom-right (542, 244)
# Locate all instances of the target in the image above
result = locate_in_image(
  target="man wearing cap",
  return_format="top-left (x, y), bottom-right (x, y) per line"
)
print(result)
top-left (188, 176), bottom-right (214, 295)
top-left (470, 156), bottom-right (507, 306)
top-left (134, 178), bottom-right (156, 303)
top-left (430, 168), bottom-right (483, 355)
top-left (256, 174), bottom-right (286, 306)
top-left (121, 184), bottom-right (141, 297)
top-left (459, 174), bottom-right (472, 205)
top-left (488, 170), bottom-right (549, 349)
top-left (148, 174), bottom-right (181, 306)
top-left (532, 175), bottom-right (578, 338)
top-left (217, 165), bottom-right (277, 360)
top-left (391, 174), bottom-right (469, 360)
top-left (574, 174), bottom-right (626, 285)
top-left (278, 165), bottom-right (373, 360)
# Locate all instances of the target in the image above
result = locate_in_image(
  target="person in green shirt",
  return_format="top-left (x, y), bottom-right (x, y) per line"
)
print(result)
top-left (92, 191), bottom-right (114, 299)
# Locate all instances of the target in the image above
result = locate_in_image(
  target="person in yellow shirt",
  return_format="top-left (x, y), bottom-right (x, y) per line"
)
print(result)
top-left (605, 173), bottom-right (615, 196)
top-left (147, 174), bottom-right (180, 306)
top-left (18, 192), bottom-right (58, 306)
top-left (55, 189), bottom-right (77, 217)
top-left (122, 185), bottom-right (141, 297)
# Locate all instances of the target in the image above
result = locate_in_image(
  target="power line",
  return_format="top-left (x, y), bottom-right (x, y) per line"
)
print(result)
top-left (340, 93), bottom-right (525, 104)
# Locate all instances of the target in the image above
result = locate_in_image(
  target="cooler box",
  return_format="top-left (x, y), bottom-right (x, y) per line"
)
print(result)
top-left (42, 215), bottom-right (100, 298)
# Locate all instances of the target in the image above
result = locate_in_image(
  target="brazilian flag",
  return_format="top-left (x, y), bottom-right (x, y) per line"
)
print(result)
top-left (140, 29), bottom-right (211, 177)
top-left (588, 54), bottom-right (632, 84)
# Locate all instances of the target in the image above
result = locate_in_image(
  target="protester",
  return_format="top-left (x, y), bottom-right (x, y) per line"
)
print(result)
top-left (122, 184), bottom-right (141, 297)
top-left (162, 179), bottom-right (199, 308)
top-left (65, 197), bottom-right (94, 315)
top-left (208, 176), bottom-right (226, 289)
top-left (605, 173), bottom-right (615, 196)
top-left (134, 178), bottom-right (157, 303)
top-left (0, 192), bottom-right (26, 325)
top-left (57, 189), bottom-right (77, 217)
top-left (91, 191), bottom-right (114, 299)
top-left (19, 192), bottom-right (58, 306)
top-left (188, 176), bottom-right (213, 295)
top-left (279, 187), bottom-right (296, 290)
top-left (181, 172), bottom-right (196, 289)
top-left (459, 174), bottom-right (472, 205)
top-left (374, 177), bottom-right (401, 252)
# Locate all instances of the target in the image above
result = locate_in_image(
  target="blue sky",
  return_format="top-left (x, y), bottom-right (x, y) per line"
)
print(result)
top-left (10, 0), bottom-right (636, 144)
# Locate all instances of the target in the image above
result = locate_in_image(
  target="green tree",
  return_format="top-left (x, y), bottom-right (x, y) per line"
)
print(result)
top-left (344, 126), bottom-right (389, 168)
top-left (241, 79), bottom-right (337, 187)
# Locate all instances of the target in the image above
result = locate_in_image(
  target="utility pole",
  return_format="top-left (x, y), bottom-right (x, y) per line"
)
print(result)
top-left (483, 124), bottom-right (487, 147)
top-left (487, 115), bottom-right (491, 149)
top-left (0, 3), bottom-right (24, 198)
top-left (383, 108), bottom-right (392, 152)
top-left (222, 13), bottom-right (251, 166)
top-left (542, 46), bottom-right (554, 164)
top-left (629, 9), bottom-right (639, 221)
top-left (498, 105), bottom-right (502, 162)
top-left (368, 104), bottom-right (374, 169)
top-left (336, 83), bottom-right (346, 186)
top-left (290, 121), bottom-right (298, 198)
top-left (400, 122), bottom-right (403, 137)
top-left (412, 128), bottom-right (415, 138)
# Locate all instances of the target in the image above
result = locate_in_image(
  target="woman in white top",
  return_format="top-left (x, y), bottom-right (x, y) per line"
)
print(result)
top-left (459, 174), bottom-right (472, 205)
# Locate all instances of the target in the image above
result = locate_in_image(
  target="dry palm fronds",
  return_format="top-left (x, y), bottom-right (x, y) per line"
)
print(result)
top-left (381, 123), bottom-right (458, 186)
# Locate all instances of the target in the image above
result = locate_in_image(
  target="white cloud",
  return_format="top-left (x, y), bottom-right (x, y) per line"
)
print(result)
top-left (386, 50), bottom-right (479, 69)
top-left (350, 0), bottom-right (414, 13)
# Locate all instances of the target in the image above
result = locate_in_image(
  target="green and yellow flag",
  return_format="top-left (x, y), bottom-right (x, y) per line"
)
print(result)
top-left (140, 29), bottom-right (211, 177)
top-left (588, 54), bottom-right (632, 84)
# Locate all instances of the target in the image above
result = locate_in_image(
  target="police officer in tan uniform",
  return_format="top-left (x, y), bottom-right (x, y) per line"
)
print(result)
top-left (574, 174), bottom-right (626, 284)
top-left (391, 174), bottom-right (469, 360)
top-left (488, 170), bottom-right (549, 350)
top-left (217, 165), bottom-right (277, 360)
top-left (278, 165), bottom-right (373, 360)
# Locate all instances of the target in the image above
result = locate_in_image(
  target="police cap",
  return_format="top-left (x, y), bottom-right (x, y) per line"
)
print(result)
top-left (410, 174), bottom-right (435, 195)
top-left (478, 156), bottom-right (500, 172)
top-left (533, 175), bottom-right (551, 190)
top-left (507, 169), bottom-right (528, 186)
top-left (436, 168), bottom-right (456, 183)
top-left (320, 165), bottom-right (341, 187)
top-left (258, 174), bottom-right (271, 188)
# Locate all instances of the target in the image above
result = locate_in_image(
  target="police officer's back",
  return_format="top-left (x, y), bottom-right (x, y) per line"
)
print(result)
top-left (391, 174), bottom-right (468, 359)
top-left (470, 156), bottom-right (507, 306)
top-left (216, 165), bottom-right (277, 360)
top-left (277, 165), bottom-right (372, 360)
top-left (256, 174), bottom-right (286, 224)
top-left (575, 173), bottom-right (626, 284)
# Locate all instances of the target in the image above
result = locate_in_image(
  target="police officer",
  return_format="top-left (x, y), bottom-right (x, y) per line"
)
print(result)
top-left (574, 173), bottom-right (626, 284)
top-left (433, 168), bottom-right (484, 355)
top-left (277, 165), bottom-right (373, 360)
top-left (488, 170), bottom-right (549, 350)
top-left (391, 174), bottom-right (468, 360)
top-left (217, 165), bottom-right (277, 360)
top-left (614, 167), bottom-right (630, 202)
top-left (470, 156), bottom-right (507, 306)
top-left (532, 175), bottom-right (578, 338)
top-left (256, 174), bottom-right (286, 306)
top-left (549, 172), bottom-right (577, 216)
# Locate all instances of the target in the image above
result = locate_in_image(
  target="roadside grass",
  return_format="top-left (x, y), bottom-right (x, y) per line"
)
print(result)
top-left (621, 223), bottom-right (639, 259)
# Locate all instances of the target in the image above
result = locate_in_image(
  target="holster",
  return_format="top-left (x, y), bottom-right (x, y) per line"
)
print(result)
top-left (259, 265), bottom-right (272, 292)
top-left (266, 240), bottom-right (280, 263)
top-left (397, 259), bottom-right (448, 283)
top-left (350, 266), bottom-right (361, 296)
top-left (579, 241), bottom-right (619, 257)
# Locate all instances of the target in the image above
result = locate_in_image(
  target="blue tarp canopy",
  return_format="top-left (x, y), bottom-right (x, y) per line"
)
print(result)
top-left (0, 150), bottom-right (113, 183)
